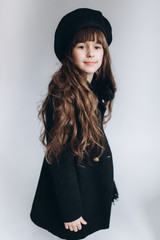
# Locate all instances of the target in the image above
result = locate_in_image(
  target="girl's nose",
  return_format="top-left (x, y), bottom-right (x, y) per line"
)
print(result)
top-left (87, 47), bottom-right (94, 58)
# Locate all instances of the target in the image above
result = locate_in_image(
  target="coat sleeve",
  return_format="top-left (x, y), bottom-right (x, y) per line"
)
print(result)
top-left (47, 146), bottom-right (83, 223)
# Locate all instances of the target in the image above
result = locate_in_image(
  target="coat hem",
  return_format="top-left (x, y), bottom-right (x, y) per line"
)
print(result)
top-left (30, 213), bottom-right (110, 240)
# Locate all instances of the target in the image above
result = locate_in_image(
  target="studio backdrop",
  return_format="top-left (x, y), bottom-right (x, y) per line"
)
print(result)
top-left (0, 0), bottom-right (160, 239)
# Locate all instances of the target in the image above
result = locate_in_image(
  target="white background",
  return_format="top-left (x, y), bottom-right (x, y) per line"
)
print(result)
top-left (0, 0), bottom-right (160, 239)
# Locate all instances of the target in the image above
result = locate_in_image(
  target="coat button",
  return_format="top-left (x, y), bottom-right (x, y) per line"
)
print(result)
top-left (93, 157), bottom-right (99, 162)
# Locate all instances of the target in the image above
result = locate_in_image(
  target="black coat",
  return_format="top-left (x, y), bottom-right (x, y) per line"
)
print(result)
top-left (30, 79), bottom-right (118, 240)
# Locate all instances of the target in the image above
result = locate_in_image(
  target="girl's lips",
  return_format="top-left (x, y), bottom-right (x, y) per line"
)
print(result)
top-left (84, 62), bottom-right (96, 65)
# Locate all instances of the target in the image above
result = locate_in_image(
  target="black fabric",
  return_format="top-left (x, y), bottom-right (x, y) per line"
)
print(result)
top-left (54, 8), bottom-right (112, 62)
top-left (89, 73), bottom-right (115, 102)
top-left (30, 82), bottom-right (118, 240)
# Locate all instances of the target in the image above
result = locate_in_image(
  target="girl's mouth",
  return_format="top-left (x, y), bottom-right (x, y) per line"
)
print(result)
top-left (84, 62), bottom-right (96, 65)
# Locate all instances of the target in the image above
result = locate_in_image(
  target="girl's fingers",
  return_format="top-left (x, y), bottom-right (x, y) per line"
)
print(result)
top-left (77, 224), bottom-right (82, 230)
top-left (64, 216), bottom-right (86, 231)
top-left (80, 217), bottom-right (87, 225)
top-left (65, 224), bottom-right (69, 229)
top-left (65, 224), bottom-right (82, 232)
top-left (69, 226), bottom-right (73, 231)
top-left (73, 226), bottom-right (78, 232)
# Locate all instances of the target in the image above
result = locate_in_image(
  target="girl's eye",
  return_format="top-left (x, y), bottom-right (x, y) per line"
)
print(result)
top-left (78, 45), bottom-right (85, 49)
top-left (95, 46), bottom-right (102, 49)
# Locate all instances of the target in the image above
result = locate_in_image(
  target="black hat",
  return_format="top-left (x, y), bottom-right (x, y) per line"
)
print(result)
top-left (54, 8), bottom-right (112, 62)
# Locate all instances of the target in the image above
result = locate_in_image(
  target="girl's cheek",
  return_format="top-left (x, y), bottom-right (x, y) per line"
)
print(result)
top-left (72, 50), bottom-right (77, 61)
top-left (72, 52), bottom-right (80, 62)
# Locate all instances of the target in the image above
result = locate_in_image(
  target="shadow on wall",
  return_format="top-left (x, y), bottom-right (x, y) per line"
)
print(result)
top-left (146, 194), bottom-right (160, 240)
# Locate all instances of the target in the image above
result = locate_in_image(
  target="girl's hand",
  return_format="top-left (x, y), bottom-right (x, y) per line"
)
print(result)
top-left (64, 216), bottom-right (87, 232)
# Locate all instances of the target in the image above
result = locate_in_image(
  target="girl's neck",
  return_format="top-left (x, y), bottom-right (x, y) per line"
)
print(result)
top-left (86, 73), bottom-right (94, 83)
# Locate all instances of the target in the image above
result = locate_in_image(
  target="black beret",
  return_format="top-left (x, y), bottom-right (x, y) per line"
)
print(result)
top-left (54, 8), bottom-right (112, 62)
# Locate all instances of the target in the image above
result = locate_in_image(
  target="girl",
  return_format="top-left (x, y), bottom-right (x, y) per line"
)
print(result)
top-left (30, 8), bottom-right (118, 240)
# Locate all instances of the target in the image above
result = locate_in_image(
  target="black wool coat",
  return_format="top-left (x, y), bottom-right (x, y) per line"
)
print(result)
top-left (30, 78), bottom-right (118, 240)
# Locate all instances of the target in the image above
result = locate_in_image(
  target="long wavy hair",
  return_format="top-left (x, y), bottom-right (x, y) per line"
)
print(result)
top-left (38, 28), bottom-right (116, 166)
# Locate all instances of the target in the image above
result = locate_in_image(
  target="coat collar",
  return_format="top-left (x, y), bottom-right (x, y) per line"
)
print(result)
top-left (87, 74), bottom-right (107, 117)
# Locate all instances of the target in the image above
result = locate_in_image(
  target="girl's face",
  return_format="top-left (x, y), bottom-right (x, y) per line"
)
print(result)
top-left (72, 38), bottom-right (104, 83)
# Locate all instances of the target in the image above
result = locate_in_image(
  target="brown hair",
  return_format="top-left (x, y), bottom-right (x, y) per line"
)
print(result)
top-left (38, 28), bottom-right (116, 165)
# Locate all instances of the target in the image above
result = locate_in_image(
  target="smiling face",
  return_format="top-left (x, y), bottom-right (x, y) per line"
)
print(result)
top-left (67, 28), bottom-right (107, 83)
top-left (72, 39), bottom-right (104, 83)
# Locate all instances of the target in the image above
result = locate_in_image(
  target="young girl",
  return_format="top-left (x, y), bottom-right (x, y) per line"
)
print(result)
top-left (30, 8), bottom-right (118, 240)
